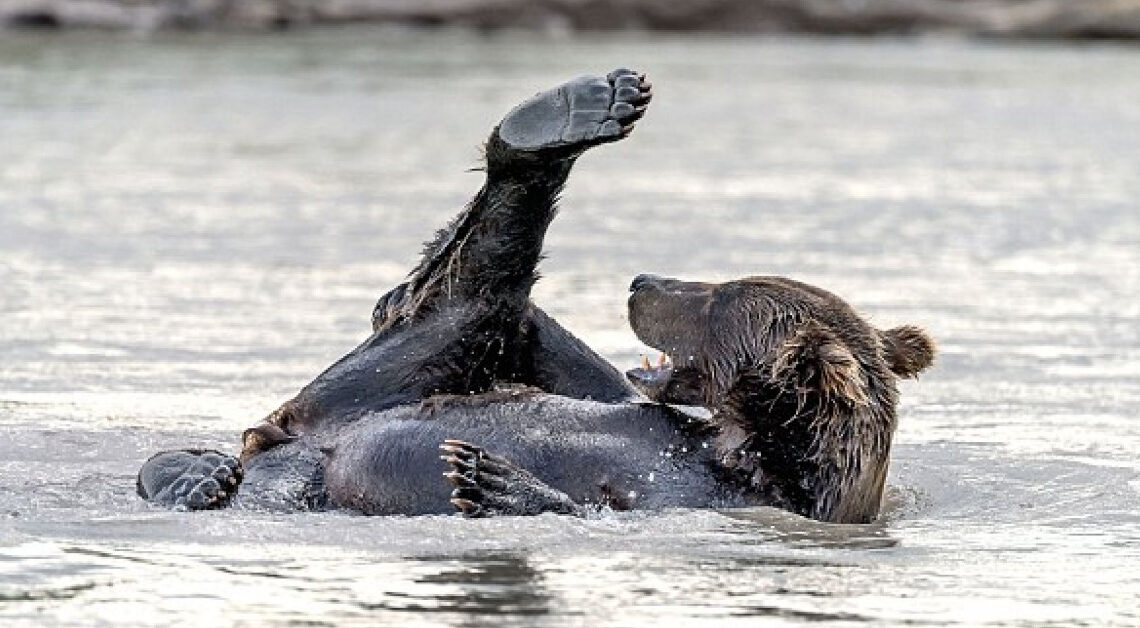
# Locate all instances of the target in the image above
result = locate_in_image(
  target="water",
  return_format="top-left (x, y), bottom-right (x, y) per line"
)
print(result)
top-left (1, 29), bottom-right (1138, 626)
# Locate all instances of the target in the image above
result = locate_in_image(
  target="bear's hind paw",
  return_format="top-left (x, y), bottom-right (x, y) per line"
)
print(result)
top-left (138, 449), bottom-right (243, 511)
top-left (496, 68), bottom-right (652, 154)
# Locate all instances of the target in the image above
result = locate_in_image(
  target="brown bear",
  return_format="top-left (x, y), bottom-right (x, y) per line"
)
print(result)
top-left (626, 274), bottom-right (935, 523)
top-left (135, 68), bottom-right (934, 525)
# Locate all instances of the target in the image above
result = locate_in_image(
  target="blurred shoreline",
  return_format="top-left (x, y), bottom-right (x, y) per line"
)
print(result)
top-left (1, 0), bottom-right (1139, 40)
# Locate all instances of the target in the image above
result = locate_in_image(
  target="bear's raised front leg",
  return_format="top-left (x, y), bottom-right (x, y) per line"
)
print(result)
top-left (136, 449), bottom-right (242, 511)
top-left (440, 440), bottom-right (585, 518)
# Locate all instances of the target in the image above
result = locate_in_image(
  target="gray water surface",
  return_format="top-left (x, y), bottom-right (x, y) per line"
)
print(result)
top-left (1, 30), bottom-right (1138, 627)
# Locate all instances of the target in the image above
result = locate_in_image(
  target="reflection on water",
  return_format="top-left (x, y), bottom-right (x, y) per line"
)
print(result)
top-left (718, 508), bottom-right (898, 550)
top-left (385, 554), bottom-right (552, 617)
top-left (1, 28), bottom-right (1138, 627)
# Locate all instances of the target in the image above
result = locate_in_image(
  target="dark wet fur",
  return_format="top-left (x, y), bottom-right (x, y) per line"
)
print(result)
top-left (137, 70), bottom-right (933, 524)
top-left (137, 69), bottom-right (668, 514)
top-left (628, 275), bottom-right (935, 523)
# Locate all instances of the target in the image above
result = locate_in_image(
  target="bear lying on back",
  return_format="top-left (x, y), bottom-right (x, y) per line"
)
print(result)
top-left (134, 68), bottom-right (935, 524)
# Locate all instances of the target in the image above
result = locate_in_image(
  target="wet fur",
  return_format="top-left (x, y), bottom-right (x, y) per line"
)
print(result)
top-left (137, 71), bottom-right (934, 525)
top-left (629, 276), bottom-right (935, 523)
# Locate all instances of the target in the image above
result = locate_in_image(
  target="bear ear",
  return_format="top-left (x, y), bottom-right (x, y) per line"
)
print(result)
top-left (881, 325), bottom-right (936, 379)
top-left (772, 323), bottom-right (870, 407)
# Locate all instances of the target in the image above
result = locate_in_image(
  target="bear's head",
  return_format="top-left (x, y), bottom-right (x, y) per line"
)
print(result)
top-left (626, 274), bottom-right (935, 523)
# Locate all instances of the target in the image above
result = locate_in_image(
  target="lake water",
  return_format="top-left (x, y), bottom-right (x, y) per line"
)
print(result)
top-left (1, 29), bottom-right (1138, 627)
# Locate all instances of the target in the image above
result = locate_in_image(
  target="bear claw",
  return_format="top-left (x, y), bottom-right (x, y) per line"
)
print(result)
top-left (450, 497), bottom-right (481, 516)
top-left (439, 439), bottom-right (584, 518)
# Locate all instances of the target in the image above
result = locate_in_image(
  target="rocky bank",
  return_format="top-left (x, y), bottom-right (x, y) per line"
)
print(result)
top-left (1, 0), bottom-right (1139, 39)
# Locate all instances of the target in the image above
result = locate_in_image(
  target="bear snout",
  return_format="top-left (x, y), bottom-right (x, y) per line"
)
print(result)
top-left (629, 273), bottom-right (663, 293)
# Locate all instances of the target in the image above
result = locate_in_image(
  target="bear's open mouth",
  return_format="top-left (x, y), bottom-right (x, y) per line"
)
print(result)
top-left (625, 345), bottom-right (711, 408)
top-left (626, 351), bottom-right (678, 401)
top-left (629, 348), bottom-right (688, 403)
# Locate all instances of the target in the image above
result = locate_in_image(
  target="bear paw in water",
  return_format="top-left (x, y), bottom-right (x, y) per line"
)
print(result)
top-left (136, 449), bottom-right (242, 511)
top-left (496, 68), bottom-right (652, 153)
top-left (439, 440), bottom-right (584, 518)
